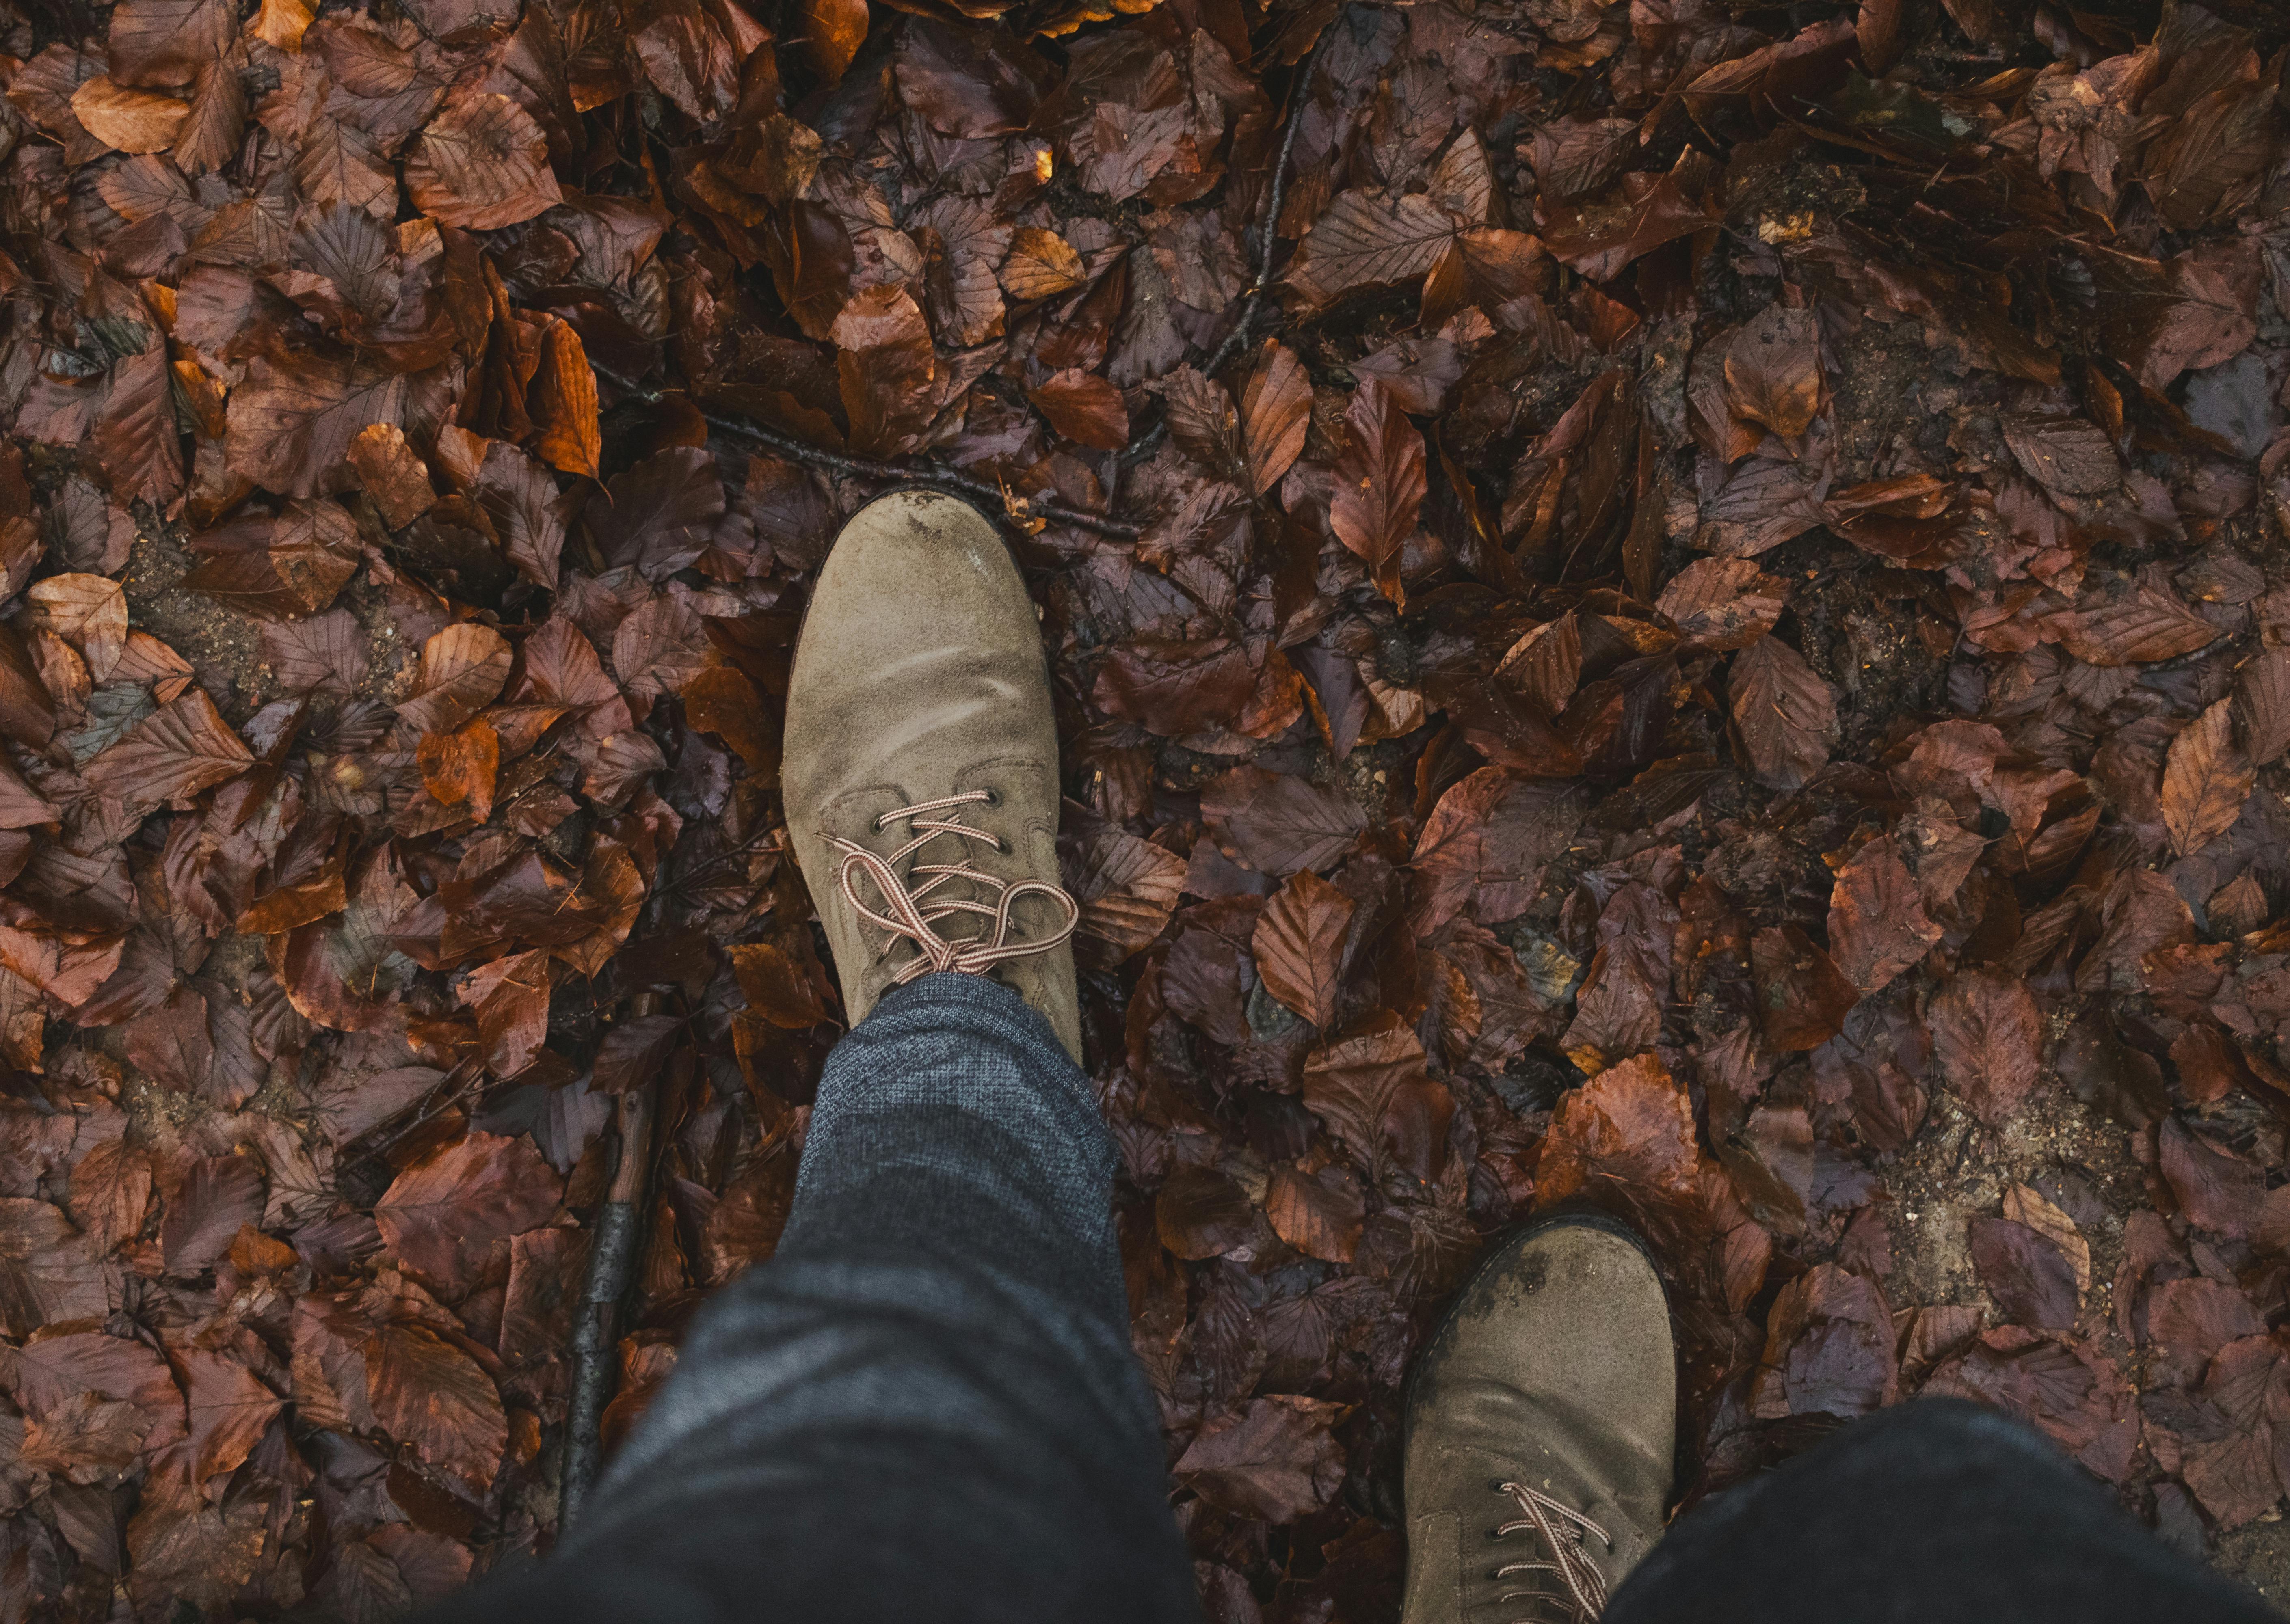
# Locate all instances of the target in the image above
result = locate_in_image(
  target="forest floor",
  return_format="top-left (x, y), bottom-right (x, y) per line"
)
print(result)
top-left (1, 0), bottom-right (2289, 1617)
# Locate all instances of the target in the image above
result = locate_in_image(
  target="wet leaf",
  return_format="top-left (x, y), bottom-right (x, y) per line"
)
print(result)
top-left (2160, 700), bottom-right (2251, 858)
top-left (1729, 637), bottom-right (1835, 791)
top-left (396, 624), bottom-right (512, 737)
top-left (374, 1131), bottom-right (562, 1298)
top-left (1826, 836), bottom-right (1940, 993)
top-left (1931, 969), bottom-right (2042, 1127)
top-left (1239, 342), bottom-right (1311, 497)
top-left (83, 690), bottom-right (252, 813)
top-left (1330, 379), bottom-right (1426, 607)
top-left (406, 94), bottom-right (564, 231)
top-left (1174, 1395), bottom-right (1345, 1522)
top-left (1202, 766), bottom-right (1367, 878)
top-left (1724, 304), bottom-right (1822, 439)
top-left (1028, 369), bottom-right (1128, 451)
top-left (1252, 870), bottom-right (1354, 1030)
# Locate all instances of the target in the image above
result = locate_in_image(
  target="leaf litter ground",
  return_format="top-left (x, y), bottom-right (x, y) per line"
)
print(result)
top-left (2, 0), bottom-right (2290, 1615)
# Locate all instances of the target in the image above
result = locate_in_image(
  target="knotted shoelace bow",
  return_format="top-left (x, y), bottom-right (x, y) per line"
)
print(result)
top-left (829, 791), bottom-right (1079, 980)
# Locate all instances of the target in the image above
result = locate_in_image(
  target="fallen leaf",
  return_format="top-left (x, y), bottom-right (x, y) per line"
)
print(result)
top-left (69, 77), bottom-right (187, 153)
top-left (1930, 969), bottom-right (2043, 1127)
top-left (2160, 699), bottom-right (2251, 858)
top-left (1252, 870), bottom-right (1355, 1030)
top-left (1174, 1395), bottom-right (1346, 1522)
top-left (1329, 378), bottom-right (1426, 606)
top-left (406, 94), bottom-right (564, 231)
top-left (1730, 636), bottom-right (1836, 790)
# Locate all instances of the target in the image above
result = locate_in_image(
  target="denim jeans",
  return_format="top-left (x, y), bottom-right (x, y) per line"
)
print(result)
top-left (429, 974), bottom-right (2267, 1624)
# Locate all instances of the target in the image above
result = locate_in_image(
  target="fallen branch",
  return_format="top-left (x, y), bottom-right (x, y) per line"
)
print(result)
top-left (700, 412), bottom-right (1144, 539)
top-left (560, 1082), bottom-right (656, 1529)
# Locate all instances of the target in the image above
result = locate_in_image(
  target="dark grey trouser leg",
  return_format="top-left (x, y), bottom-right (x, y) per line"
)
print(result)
top-left (426, 972), bottom-right (1198, 1624)
top-left (1608, 1399), bottom-right (2275, 1624)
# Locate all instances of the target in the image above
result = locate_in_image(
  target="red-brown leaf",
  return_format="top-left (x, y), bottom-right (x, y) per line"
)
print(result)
top-left (1028, 369), bottom-right (1129, 451)
top-left (1252, 870), bottom-right (1355, 1030)
top-left (2160, 699), bottom-right (2251, 858)
top-left (1329, 378), bottom-right (1426, 607)
top-left (1730, 636), bottom-right (1835, 791)
top-left (1174, 1395), bottom-right (1346, 1522)
top-left (83, 689), bottom-right (253, 812)
top-left (406, 94), bottom-right (564, 230)
top-left (1930, 969), bottom-right (2043, 1127)
top-left (1201, 766), bottom-right (1368, 878)
top-left (373, 1131), bottom-right (562, 1298)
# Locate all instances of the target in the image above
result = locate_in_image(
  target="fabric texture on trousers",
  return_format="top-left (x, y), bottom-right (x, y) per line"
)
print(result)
top-left (1607, 1397), bottom-right (2275, 1624)
top-left (424, 971), bottom-right (1200, 1624)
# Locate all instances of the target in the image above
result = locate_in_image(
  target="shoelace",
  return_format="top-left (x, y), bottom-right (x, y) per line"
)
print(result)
top-left (1493, 1481), bottom-right (1612, 1623)
top-left (828, 791), bottom-right (1079, 982)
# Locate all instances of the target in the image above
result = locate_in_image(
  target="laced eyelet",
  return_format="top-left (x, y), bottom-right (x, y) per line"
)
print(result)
top-left (981, 787), bottom-right (1002, 807)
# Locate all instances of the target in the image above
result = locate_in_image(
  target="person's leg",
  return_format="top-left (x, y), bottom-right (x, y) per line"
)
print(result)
top-left (1606, 1397), bottom-right (2274, 1624)
top-left (430, 971), bottom-right (1194, 1624)
top-left (426, 492), bottom-right (1196, 1624)
top-left (1396, 1214), bottom-right (2272, 1624)
top-left (1397, 1213), bottom-right (1678, 1624)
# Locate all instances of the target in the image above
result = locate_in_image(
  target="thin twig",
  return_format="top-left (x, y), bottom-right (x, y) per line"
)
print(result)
top-left (1114, 21), bottom-right (1334, 494)
top-left (1207, 24), bottom-right (1332, 380)
top-left (700, 412), bottom-right (1142, 539)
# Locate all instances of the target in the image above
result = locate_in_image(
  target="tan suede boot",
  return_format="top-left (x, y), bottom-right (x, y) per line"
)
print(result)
top-left (1400, 1216), bottom-right (1677, 1624)
top-left (781, 491), bottom-right (1084, 1063)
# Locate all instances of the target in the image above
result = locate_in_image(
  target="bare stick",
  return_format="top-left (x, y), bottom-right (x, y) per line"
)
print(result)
top-left (560, 1084), bottom-right (656, 1529)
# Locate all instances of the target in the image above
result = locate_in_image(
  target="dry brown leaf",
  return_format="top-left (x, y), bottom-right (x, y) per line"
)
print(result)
top-left (69, 77), bottom-right (188, 153)
top-left (253, 0), bottom-right (314, 50)
top-left (1001, 227), bottom-right (1085, 300)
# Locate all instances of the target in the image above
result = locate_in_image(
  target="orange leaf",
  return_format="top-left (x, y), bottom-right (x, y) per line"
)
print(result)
top-left (802, 0), bottom-right (869, 82)
top-left (532, 321), bottom-right (602, 479)
top-left (417, 718), bottom-right (501, 824)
